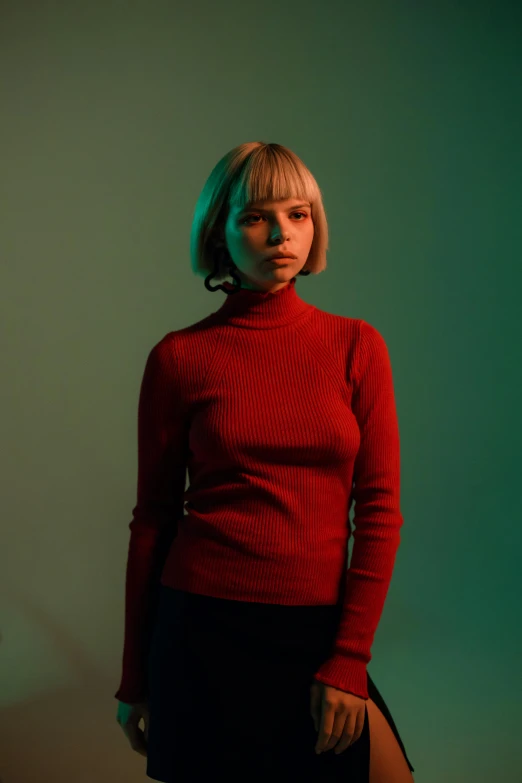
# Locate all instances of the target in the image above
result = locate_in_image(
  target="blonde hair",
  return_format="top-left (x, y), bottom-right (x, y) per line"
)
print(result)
top-left (190, 141), bottom-right (329, 283)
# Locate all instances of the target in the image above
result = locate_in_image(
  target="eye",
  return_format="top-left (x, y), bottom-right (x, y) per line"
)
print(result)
top-left (242, 211), bottom-right (308, 225)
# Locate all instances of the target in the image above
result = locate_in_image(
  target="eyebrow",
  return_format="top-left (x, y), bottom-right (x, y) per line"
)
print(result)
top-left (237, 202), bottom-right (311, 214)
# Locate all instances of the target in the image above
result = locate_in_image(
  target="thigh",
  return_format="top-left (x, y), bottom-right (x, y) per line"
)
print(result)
top-left (367, 698), bottom-right (414, 783)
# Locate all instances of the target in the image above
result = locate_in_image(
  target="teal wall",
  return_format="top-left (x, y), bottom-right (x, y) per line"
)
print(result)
top-left (1, 2), bottom-right (520, 781)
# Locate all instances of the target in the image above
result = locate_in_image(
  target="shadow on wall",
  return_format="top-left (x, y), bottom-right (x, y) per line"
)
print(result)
top-left (0, 578), bottom-right (142, 783)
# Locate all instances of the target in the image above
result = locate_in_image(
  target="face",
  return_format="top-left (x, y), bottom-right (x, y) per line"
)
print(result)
top-left (220, 197), bottom-right (315, 292)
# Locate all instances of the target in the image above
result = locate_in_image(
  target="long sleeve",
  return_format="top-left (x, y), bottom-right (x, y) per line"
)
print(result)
top-left (312, 322), bottom-right (403, 700)
top-left (114, 337), bottom-right (188, 704)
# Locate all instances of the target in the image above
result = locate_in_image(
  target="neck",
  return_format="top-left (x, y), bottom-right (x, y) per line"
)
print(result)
top-left (210, 277), bottom-right (314, 330)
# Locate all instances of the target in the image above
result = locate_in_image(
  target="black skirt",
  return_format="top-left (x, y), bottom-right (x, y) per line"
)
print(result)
top-left (146, 584), bottom-right (414, 783)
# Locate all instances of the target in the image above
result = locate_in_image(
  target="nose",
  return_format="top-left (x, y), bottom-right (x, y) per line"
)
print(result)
top-left (270, 223), bottom-right (289, 242)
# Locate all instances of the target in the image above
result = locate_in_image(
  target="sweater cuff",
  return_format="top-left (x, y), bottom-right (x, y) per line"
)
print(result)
top-left (313, 655), bottom-right (369, 700)
top-left (114, 683), bottom-right (148, 705)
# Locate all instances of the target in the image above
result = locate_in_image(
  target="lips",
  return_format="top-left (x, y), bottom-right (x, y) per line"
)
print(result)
top-left (267, 251), bottom-right (297, 261)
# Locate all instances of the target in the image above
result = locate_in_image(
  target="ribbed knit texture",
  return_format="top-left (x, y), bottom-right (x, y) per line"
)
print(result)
top-left (114, 277), bottom-right (403, 704)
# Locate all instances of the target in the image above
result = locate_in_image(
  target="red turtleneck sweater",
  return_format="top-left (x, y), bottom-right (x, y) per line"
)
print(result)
top-left (114, 277), bottom-right (403, 704)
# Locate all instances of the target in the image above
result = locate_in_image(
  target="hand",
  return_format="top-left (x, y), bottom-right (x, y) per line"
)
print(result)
top-left (310, 680), bottom-right (366, 755)
top-left (116, 700), bottom-right (150, 757)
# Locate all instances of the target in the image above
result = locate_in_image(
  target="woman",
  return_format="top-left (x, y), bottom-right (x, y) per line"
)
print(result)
top-left (115, 141), bottom-right (416, 783)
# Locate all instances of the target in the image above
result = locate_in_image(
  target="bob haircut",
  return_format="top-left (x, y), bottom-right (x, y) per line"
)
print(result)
top-left (190, 141), bottom-right (329, 283)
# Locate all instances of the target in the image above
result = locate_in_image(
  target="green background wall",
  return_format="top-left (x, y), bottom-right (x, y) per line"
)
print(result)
top-left (1, 1), bottom-right (520, 781)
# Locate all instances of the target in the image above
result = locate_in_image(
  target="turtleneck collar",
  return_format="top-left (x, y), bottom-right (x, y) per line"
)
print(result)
top-left (209, 277), bottom-right (313, 330)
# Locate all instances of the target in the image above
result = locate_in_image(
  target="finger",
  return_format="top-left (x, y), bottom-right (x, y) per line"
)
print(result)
top-left (310, 684), bottom-right (320, 731)
top-left (351, 704), bottom-right (366, 745)
top-left (347, 704), bottom-right (366, 748)
top-left (123, 722), bottom-right (147, 756)
top-left (324, 708), bottom-right (352, 752)
top-left (315, 705), bottom-right (334, 753)
top-left (331, 711), bottom-right (356, 754)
